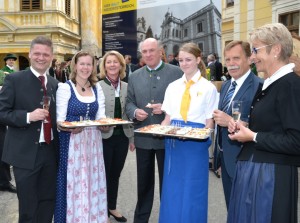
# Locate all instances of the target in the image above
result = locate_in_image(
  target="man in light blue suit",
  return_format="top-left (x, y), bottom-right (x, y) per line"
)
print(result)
top-left (213, 40), bottom-right (263, 209)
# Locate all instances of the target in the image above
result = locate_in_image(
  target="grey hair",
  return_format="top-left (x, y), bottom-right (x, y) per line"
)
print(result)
top-left (249, 23), bottom-right (293, 61)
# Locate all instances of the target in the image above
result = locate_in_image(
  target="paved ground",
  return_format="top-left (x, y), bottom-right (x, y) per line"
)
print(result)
top-left (0, 151), bottom-right (227, 223)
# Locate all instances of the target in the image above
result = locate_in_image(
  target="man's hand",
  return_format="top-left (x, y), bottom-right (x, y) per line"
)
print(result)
top-left (149, 103), bottom-right (163, 115)
top-left (213, 109), bottom-right (232, 127)
top-left (135, 109), bottom-right (148, 121)
top-left (29, 108), bottom-right (49, 122)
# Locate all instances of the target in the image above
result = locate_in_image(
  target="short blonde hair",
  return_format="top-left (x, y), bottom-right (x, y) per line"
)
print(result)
top-left (69, 51), bottom-right (98, 87)
top-left (99, 50), bottom-right (126, 80)
top-left (249, 23), bottom-right (293, 61)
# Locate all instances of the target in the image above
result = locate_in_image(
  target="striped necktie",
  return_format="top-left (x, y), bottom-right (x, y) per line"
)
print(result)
top-left (221, 81), bottom-right (237, 112)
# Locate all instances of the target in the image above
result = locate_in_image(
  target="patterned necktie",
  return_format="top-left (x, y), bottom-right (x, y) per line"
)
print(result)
top-left (180, 80), bottom-right (195, 122)
top-left (221, 81), bottom-right (237, 112)
top-left (38, 76), bottom-right (51, 144)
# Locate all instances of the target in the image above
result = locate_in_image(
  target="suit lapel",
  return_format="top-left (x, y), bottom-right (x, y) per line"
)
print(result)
top-left (219, 80), bottom-right (231, 108)
top-left (119, 81), bottom-right (127, 109)
top-left (232, 73), bottom-right (254, 101)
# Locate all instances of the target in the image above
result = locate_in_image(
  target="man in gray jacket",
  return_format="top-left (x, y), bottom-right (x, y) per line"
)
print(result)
top-left (126, 38), bottom-right (182, 223)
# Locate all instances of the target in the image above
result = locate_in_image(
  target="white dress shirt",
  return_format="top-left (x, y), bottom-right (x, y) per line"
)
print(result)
top-left (162, 70), bottom-right (219, 124)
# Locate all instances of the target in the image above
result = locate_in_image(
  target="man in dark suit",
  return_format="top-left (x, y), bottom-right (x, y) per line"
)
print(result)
top-left (0, 36), bottom-right (59, 223)
top-left (213, 40), bottom-right (263, 209)
top-left (0, 68), bottom-right (17, 194)
top-left (207, 54), bottom-right (217, 81)
top-left (0, 123), bottom-right (16, 193)
top-left (124, 54), bottom-right (137, 83)
top-left (213, 53), bottom-right (223, 81)
top-left (169, 52), bottom-right (179, 66)
top-left (126, 38), bottom-right (182, 223)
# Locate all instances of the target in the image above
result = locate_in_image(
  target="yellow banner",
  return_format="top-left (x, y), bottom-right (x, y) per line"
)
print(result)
top-left (102, 0), bottom-right (137, 15)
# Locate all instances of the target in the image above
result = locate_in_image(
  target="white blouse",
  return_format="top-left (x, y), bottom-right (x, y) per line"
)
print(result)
top-left (56, 81), bottom-right (106, 122)
top-left (162, 71), bottom-right (219, 124)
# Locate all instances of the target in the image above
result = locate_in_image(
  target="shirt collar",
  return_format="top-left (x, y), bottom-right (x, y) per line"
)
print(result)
top-left (232, 69), bottom-right (251, 87)
top-left (30, 66), bottom-right (48, 85)
top-left (262, 63), bottom-right (294, 90)
top-left (182, 70), bottom-right (201, 83)
top-left (6, 65), bottom-right (14, 70)
top-left (146, 60), bottom-right (163, 71)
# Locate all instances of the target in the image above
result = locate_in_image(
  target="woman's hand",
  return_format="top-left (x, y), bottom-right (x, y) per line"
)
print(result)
top-left (129, 143), bottom-right (135, 152)
top-left (57, 122), bottom-right (84, 134)
top-left (98, 125), bottom-right (111, 132)
top-left (161, 114), bottom-right (171, 126)
top-left (227, 118), bottom-right (237, 133)
top-left (72, 127), bottom-right (84, 134)
top-left (228, 121), bottom-right (255, 143)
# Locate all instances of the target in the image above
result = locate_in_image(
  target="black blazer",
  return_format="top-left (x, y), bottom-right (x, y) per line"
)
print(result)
top-left (238, 72), bottom-right (300, 166)
top-left (0, 70), bottom-right (59, 169)
top-left (214, 60), bottom-right (223, 81)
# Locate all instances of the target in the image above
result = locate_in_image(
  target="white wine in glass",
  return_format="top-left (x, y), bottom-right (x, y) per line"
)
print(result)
top-left (232, 100), bottom-right (242, 122)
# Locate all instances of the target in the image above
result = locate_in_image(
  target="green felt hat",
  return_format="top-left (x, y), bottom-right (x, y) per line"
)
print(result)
top-left (4, 53), bottom-right (17, 61)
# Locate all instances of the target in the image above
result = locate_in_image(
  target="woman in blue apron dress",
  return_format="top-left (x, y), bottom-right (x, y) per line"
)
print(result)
top-left (159, 43), bottom-right (219, 223)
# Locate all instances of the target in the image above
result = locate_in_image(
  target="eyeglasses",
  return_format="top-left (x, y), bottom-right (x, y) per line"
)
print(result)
top-left (251, 44), bottom-right (273, 54)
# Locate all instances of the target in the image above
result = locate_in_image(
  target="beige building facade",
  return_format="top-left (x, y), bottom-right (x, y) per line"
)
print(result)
top-left (0, 0), bottom-right (102, 71)
top-left (221, 0), bottom-right (300, 64)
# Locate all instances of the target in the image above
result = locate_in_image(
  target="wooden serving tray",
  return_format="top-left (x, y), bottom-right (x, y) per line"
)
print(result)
top-left (59, 118), bottom-right (133, 128)
top-left (134, 124), bottom-right (212, 140)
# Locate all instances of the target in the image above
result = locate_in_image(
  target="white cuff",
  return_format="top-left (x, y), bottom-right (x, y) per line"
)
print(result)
top-left (253, 132), bottom-right (257, 143)
top-left (27, 113), bottom-right (31, 124)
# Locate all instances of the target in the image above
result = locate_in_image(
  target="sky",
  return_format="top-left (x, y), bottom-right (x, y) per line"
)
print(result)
top-left (137, 0), bottom-right (221, 37)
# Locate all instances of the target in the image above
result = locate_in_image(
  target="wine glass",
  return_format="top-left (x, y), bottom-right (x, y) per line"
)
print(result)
top-left (232, 100), bottom-right (242, 121)
top-left (42, 96), bottom-right (51, 123)
top-left (232, 100), bottom-right (242, 131)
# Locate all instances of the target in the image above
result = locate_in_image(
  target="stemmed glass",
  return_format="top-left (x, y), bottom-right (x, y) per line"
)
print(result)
top-left (232, 100), bottom-right (242, 131)
top-left (42, 96), bottom-right (51, 123)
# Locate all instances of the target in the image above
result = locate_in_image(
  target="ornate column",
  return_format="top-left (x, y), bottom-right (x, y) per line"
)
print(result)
top-left (80, 0), bottom-right (102, 57)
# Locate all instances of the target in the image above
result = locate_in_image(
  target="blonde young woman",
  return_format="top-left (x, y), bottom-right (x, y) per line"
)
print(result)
top-left (55, 51), bottom-right (109, 223)
top-left (99, 50), bottom-right (134, 222)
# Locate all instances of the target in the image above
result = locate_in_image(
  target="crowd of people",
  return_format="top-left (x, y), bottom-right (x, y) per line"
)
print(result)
top-left (0, 21), bottom-right (299, 223)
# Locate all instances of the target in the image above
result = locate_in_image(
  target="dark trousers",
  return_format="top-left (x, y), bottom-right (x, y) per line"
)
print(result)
top-left (13, 143), bottom-right (57, 223)
top-left (0, 125), bottom-right (11, 185)
top-left (220, 151), bottom-right (233, 209)
top-left (134, 148), bottom-right (165, 223)
top-left (103, 134), bottom-right (129, 210)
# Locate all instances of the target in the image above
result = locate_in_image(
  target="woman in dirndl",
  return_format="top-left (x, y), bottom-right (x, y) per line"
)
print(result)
top-left (227, 23), bottom-right (300, 223)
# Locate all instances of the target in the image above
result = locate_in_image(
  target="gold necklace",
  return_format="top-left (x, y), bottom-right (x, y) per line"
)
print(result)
top-left (76, 80), bottom-right (89, 92)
